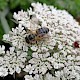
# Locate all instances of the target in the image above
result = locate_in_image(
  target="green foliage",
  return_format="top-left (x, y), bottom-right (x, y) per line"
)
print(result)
top-left (0, 22), bottom-right (4, 39)
top-left (9, 0), bottom-right (30, 10)
top-left (0, 0), bottom-right (8, 10)
top-left (0, 0), bottom-right (80, 16)
top-left (53, 0), bottom-right (80, 17)
top-left (9, 0), bottom-right (20, 9)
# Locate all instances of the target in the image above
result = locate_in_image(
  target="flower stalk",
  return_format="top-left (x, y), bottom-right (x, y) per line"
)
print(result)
top-left (0, 7), bottom-right (10, 34)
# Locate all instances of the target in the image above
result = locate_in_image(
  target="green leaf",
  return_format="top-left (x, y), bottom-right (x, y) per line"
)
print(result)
top-left (27, 47), bottom-right (33, 60)
top-left (19, 0), bottom-right (30, 10)
top-left (0, 0), bottom-right (7, 10)
top-left (9, 0), bottom-right (20, 9)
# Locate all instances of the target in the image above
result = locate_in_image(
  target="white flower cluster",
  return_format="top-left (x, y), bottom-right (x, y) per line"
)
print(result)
top-left (0, 46), bottom-right (27, 77)
top-left (0, 2), bottom-right (80, 80)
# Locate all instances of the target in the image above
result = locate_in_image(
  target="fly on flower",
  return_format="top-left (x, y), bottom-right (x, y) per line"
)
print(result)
top-left (25, 27), bottom-right (49, 44)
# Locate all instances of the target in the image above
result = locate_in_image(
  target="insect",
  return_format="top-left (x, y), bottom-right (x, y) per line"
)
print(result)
top-left (25, 27), bottom-right (49, 44)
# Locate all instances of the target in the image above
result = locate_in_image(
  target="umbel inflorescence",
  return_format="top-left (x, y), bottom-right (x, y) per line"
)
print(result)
top-left (0, 2), bottom-right (80, 80)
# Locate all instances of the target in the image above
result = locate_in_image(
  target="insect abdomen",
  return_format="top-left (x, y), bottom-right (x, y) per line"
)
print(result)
top-left (36, 27), bottom-right (49, 35)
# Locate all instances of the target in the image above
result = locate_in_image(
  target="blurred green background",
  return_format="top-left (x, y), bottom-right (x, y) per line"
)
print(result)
top-left (0, 0), bottom-right (80, 40)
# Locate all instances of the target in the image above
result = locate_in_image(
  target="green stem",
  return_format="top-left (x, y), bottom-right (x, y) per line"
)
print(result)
top-left (0, 8), bottom-right (10, 34)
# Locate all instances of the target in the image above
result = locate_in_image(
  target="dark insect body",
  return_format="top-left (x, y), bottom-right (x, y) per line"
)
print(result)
top-left (25, 27), bottom-right (49, 44)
